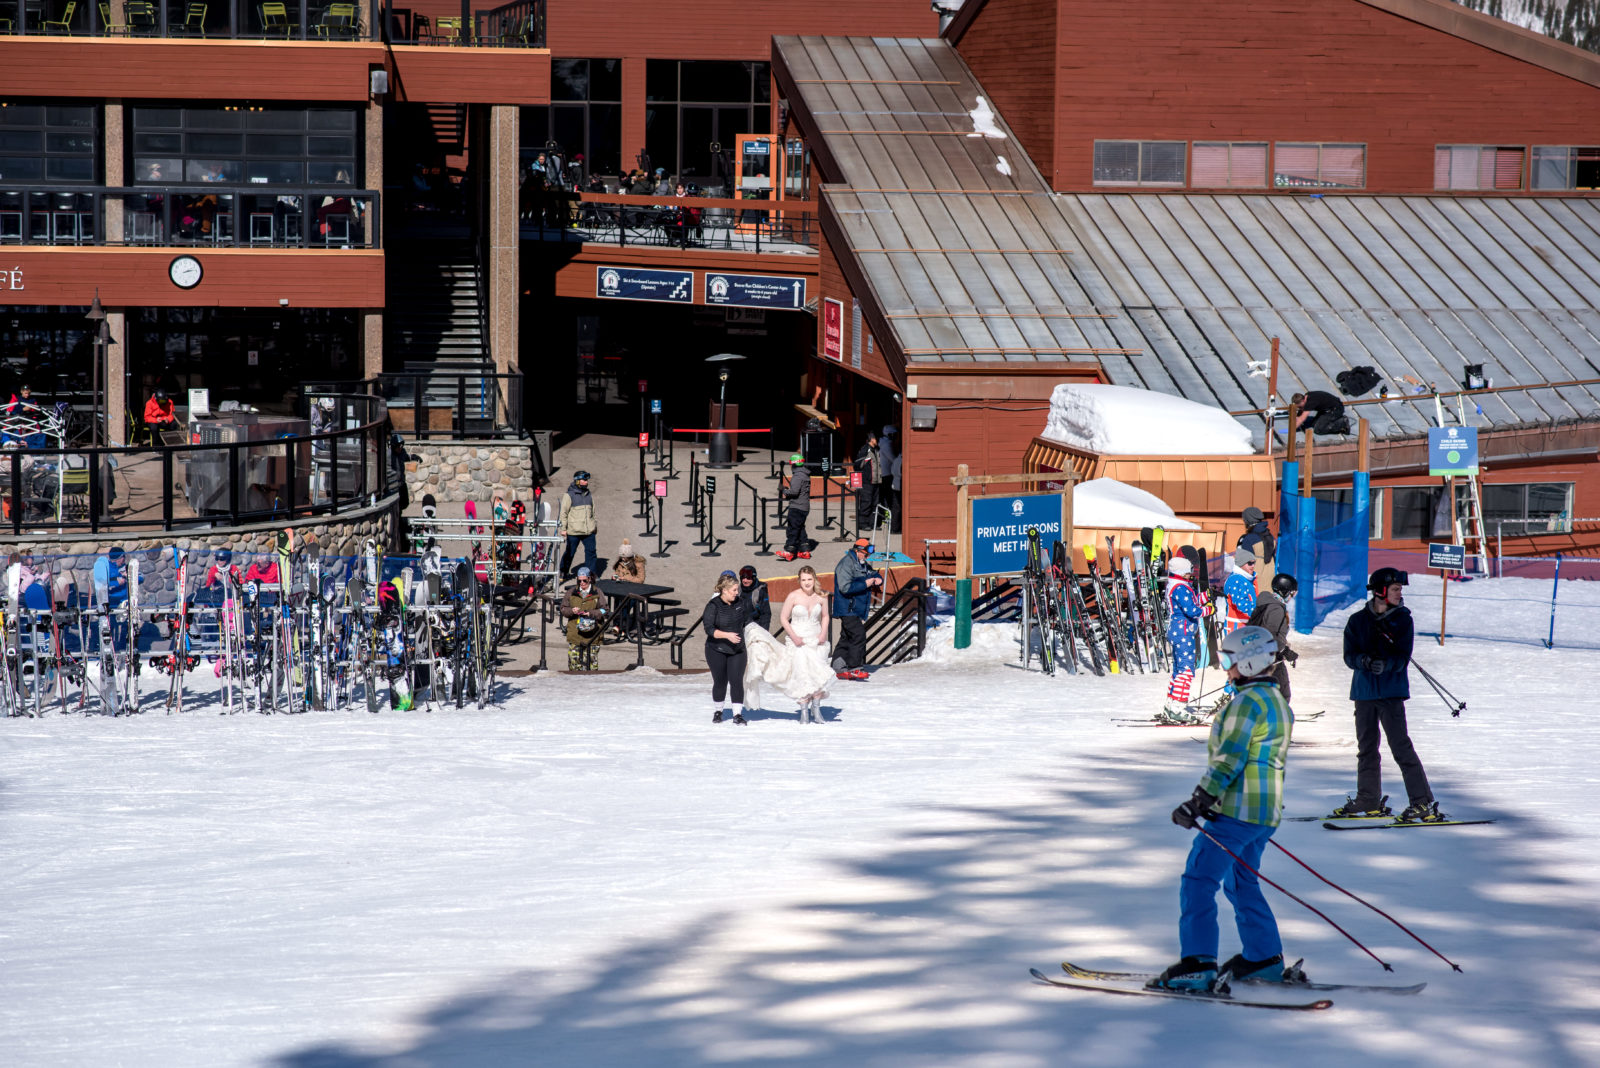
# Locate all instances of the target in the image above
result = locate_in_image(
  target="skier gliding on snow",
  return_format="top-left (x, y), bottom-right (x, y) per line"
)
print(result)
top-left (1155, 625), bottom-right (1301, 991)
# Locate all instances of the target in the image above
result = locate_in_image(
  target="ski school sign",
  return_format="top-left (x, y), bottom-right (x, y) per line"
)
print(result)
top-left (970, 492), bottom-right (1067, 576)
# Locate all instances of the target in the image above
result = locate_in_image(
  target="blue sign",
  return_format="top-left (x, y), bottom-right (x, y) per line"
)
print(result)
top-left (596, 266), bottom-right (693, 303)
top-left (650, 399), bottom-right (662, 414)
top-left (970, 493), bottom-right (1065, 576)
top-left (704, 272), bottom-right (808, 309)
top-left (1427, 426), bottom-right (1478, 477)
top-left (1428, 543), bottom-right (1466, 571)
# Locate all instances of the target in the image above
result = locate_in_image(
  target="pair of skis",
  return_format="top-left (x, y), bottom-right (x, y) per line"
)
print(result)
top-left (1031, 959), bottom-right (1426, 1010)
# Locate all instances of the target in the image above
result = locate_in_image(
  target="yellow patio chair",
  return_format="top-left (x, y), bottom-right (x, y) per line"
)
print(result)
top-left (433, 14), bottom-right (462, 43)
top-left (258, 1), bottom-right (289, 37)
top-left (97, 2), bottom-right (128, 33)
top-left (175, 1), bottom-right (207, 35)
top-left (43, 0), bottom-right (79, 33)
top-left (315, 1), bottom-right (357, 37)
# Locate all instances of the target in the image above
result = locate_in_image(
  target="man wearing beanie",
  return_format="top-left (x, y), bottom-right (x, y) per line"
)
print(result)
top-left (778, 454), bottom-right (811, 561)
top-left (1237, 506), bottom-right (1275, 591)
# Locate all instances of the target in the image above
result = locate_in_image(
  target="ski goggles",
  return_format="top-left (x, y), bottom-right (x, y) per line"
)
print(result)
top-left (1218, 651), bottom-right (1235, 671)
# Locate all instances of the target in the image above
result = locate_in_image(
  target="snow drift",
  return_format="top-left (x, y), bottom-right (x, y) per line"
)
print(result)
top-left (1041, 384), bottom-right (1253, 455)
top-left (1074, 478), bottom-right (1199, 532)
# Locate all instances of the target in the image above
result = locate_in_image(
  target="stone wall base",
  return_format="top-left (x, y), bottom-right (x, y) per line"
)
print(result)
top-left (407, 440), bottom-right (536, 506)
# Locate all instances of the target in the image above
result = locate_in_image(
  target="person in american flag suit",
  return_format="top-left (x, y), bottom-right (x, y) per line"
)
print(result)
top-left (1162, 556), bottom-right (1209, 719)
top-left (1152, 625), bottom-right (1299, 992)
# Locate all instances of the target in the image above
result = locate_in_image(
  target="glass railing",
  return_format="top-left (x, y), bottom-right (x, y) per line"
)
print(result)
top-left (0, 185), bottom-right (379, 248)
top-left (0, 0), bottom-right (545, 45)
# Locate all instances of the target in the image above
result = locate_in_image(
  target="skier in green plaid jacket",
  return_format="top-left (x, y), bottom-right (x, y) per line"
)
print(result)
top-left (1151, 625), bottom-right (1299, 992)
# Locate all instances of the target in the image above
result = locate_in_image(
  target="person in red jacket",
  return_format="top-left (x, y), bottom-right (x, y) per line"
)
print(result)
top-left (144, 389), bottom-right (179, 430)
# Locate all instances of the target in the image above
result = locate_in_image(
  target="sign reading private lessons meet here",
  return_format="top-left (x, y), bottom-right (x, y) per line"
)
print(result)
top-left (1427, 426), bottom-right (1478, 477)
top-left (970, 493), bottom-right (1065, 576)
top-left (704, 273), bottom-right (807, 309)
top-left (596, 266), bottom-right (693, 303)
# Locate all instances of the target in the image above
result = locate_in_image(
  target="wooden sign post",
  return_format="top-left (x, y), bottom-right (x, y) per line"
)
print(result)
top-left (950, 465), bottom-right (1078, 650)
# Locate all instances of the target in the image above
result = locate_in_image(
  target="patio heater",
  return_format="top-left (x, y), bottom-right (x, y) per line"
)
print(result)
top-left (85, 291), bottom-right (112, 447)
top-left (705, 352), bottom-right (745, 467)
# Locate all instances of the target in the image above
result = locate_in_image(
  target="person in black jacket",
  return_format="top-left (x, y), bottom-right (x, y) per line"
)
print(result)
top-left (1237, 506), bottom-right (1275, 589)
top-left (853, 430), bottom-right (880, 532)
top-left (1334, 567), bottom-right (1439, 822)
top-left (703, 573), bottom-right (751, 725)
top-left (1290, 391), bottom-right (1350, 435)
top-left (778, 454), bottom-right (811, 561)
top-left (1246, 573), bottom-right (1299, 700)
top-left (738, 565), bottom-right (771, 631)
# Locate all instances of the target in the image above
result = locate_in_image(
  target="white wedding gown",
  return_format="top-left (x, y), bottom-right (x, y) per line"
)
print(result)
top-left (743, 602), bottom-right (833, 710)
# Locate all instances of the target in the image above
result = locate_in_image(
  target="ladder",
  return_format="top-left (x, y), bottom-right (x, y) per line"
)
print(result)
top-left (1433, 393), bottom-right (1489, 577)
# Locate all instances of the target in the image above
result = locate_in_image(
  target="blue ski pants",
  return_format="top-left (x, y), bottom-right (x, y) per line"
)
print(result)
top-left (1179, 813), bottom-right (1282, 962)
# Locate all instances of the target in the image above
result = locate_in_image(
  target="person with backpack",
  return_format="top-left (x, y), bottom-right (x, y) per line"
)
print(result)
top-left (1246, 573), bottom-right (1299, 701)
top-left (557, 470), bottom-right (598, 580)
top-left (1237, 507), bottom-right (1274, 591)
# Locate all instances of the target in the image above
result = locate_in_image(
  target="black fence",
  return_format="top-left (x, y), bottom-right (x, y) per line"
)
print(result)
top-left (2, 393), bottom-right (391, 534)
top-left (524, 191), bottom-right (819, 253)
top-left (0, 0), bottom-right (544, 45)
top-left (305, 371), bottom-right (523, 440)
top-left (0, 185), bottom-right (379, 249)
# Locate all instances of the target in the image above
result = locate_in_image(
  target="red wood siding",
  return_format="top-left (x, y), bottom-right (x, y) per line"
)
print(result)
top-left (955, 0), bottom-right (1600, 194)
top-left (547, 1), bottom-right (936, 59)
top-left (4, 248), bottom-right (383, 307)
top-left (389, 46), bottom-right (551, 105)
top-left (951, 0), bottom-right (1056, 188)
top-left (815, 226), bottom-right (898, 391)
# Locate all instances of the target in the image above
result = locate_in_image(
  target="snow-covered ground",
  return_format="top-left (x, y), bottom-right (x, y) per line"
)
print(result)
top-left (4, 578), bottom-right (1600, 1067)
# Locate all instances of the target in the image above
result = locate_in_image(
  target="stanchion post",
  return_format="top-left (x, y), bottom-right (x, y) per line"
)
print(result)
top-left (728, 474), bottom-right (742, 530)
top-left (666, 432), bottom-right (677, 480)
top-left (753, 496), bottom-right (773, 556)
top-left (700, 475), bottom-right (721, 557)
top-left (652, 490), bottom-right (669, 558)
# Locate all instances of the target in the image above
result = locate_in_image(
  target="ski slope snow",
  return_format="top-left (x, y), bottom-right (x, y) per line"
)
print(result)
top-left (2, 577), bottom-right (1599, 1066)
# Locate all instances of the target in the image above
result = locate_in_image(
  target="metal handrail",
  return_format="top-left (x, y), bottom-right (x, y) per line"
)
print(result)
top-left (863, 577), bottom-right (930, 665)
top-left (523, 190), bottom-right (820, 252)
top-left (303, 372), bottom-right (524, 440)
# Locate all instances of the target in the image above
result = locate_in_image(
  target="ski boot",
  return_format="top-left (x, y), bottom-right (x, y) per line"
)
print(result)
top-left (1155, 699), bottom-right (1206, 726)
top-left (712, 709), bottom-right (723, 723)
top-left (733, 713), bottom-right (748, 725)
top-left (1219, 953), bottom-right (1304, 984)
top-left (774, 551), bottom-right (795, 562)
top-left (1329, 795), bottom-right (1391, 819)
top-left (1147, 956), bottom-right (1218, 992)
top-left (1398, 801), bottom-right (1445, 823)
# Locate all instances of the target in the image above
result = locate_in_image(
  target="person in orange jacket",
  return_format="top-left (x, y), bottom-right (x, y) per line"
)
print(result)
top-left (144, 389), bottom-right (179, 430)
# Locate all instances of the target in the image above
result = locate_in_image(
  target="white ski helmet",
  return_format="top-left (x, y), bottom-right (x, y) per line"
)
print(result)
top-left (1219, 625), bottom-right (1278, 677)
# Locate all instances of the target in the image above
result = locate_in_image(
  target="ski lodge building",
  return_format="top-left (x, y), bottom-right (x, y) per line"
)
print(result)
top-left (3, 0), bottom-right (1599, 561)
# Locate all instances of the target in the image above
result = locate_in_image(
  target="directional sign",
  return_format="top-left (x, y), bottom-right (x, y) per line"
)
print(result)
top-left (650, 399), bottom-right (662, 414)
top-left (1428, 543), bottom-right (1466, 571)
top-left (705, 475), bottom-right (717, 494)
top-left (970, 493), bottom-right (1067, 577)
top-left (705, 272), bottom-right (808, 310)
top-left (596, 266), bottom-right (693, 303)
top-left (654, 479), bottom-right (668, 498)
top-left (1428, 426), bottom-right (1478, 477)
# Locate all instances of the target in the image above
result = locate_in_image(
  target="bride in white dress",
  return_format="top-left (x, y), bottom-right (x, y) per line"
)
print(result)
top-left (743, 565), bottom-right (833, 722)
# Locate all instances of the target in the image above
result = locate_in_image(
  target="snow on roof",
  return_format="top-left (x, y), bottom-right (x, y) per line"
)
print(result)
top-left (1074, 477), bottom-right (1199, 532)
top-left (1041, 384), bottom-right (1254, 456)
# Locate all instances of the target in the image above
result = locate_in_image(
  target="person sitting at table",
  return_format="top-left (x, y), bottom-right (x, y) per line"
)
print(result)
top-left (144, 389), bottom-right (179, 433)
top-left (612, 539), bottom-right (646, 584)
top-left (6, 383), bottom-right (34, 414)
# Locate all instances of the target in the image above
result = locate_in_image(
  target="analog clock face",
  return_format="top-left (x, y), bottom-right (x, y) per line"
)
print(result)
top-left (169, 256), bottom-right (203, 289)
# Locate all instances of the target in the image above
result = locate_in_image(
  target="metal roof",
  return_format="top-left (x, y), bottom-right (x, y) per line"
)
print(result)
top-left (776, 35), bottom-right (1600, 442)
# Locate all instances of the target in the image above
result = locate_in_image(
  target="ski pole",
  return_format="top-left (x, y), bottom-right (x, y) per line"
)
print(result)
top-left (1195, 823), bottom-right (1393, 971)
top-left (1410, 659), bottom-right (1465, 717)
top-left (1268, 839), bottom-right (1462, 971)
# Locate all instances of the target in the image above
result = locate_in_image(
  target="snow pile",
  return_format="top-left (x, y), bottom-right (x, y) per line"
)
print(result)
top-left (1074, 477), bottom-right (1199, 531)
top-left (967, 96), bottom-right (1005, 139)
top-left (917, 621), bottom-right (1018, 664)
top-left (1042, 384), bottom-right (1254, 455)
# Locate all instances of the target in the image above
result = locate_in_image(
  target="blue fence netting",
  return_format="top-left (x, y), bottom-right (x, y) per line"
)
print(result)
top-left (1279, 481), bottom-right (1370, 635)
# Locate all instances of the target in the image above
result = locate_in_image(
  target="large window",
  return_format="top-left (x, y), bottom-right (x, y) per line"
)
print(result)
top-left (130, 105), bottom-right (358, 186)
top-left (1190, 142), bottom-right (1268, 188)
top-left (1092, 140), bottom-right (1185, 186)
top-left (1434, 145), bottom-right (1525, 191)
top-left (1531, 146), bottom-right (1600, 190)
top-left (523, 59), bottom-right (623, 181)
top-left (0, 104), bottom-right (98, 183)
top-left (1273, 143), bottom-right (1365, 189)
top-left (644, 60), bottom-right (770, 186)
top-left (1389, 482), bottom-right (1573, 541)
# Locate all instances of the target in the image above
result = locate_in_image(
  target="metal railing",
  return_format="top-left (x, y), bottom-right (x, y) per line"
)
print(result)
top-left (306, 372), bottom-right (523, 440)
top-left (0, 185), bottom-right (379, 249)
top-left (3, 392), bottom-right (391, 534)
top-left (2, 0), bottom-right (380, 40)
top-left (524, 191), bottom-right (819, 253)
top-left (380, 0), bottom-right (543, 45)
top-left (863, 577), bottom-right (930, 666)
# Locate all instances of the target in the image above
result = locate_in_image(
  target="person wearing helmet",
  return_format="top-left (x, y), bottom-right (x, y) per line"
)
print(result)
top-left (1333, 568), bottom-right (1439, 822)
top-left (143, 388), bottom-right (179, 431)
top-left (777, 454), bottom-right (811, 562)
top-left (1161, 555), bottom-right (1212, 722)
top-left (557, 470), bottom-right (598, 580)
top-left (1245, 573), bottom-right (1299, 700)
top-left (561, 566), bottom-right (605, 671)
top-left (737, 564), bottom-right (771, 631)
top-left (831, 537), bottom-right (882, 680)
top-left (1153, 624), bottom-right (1298, 992)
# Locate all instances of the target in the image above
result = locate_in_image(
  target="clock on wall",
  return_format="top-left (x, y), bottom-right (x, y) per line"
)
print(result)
top-left (169, 255), bottom-right (203, 290)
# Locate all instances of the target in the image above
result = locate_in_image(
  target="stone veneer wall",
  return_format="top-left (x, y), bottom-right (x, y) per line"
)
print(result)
top-left (406, 440), bottom-right (536, 505)
top-left (0, 495), bottom-right (398, 560)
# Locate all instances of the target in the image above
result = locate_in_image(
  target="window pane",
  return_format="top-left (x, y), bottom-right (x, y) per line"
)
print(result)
top-left (247, 134), bottom-right (303, 156)
top-left (1493, 147), bottom-right (1524, 190)
top-left (0, 131), bottom-right (43, 152)
top-left (590, 58), bottom-right (623, 101)
top-left (246, 111), bottom-right (302, 131)
top-left (132, 107), bottom-right (182, 127)
top-left (307, 110), bottom-right (355, 131)
top-left (680, 60), bottom-right (752, 103)
top-left (1273, 143), bottom-right (1319, 187)
top-left (680, 106), bottom-right (714, 178)
top-left (246, 160), bottom-right (304, 184)
top-left (190, 133), bottom-right (245, 155)
top-left (195, 109), bottom-right (245, 129)
top-left (135, 158), bottom-right (181, 182)
top-left (751, 61), bottom-right (771, 103)
top-left (1192, 143), bottom-right (1229, 186)
top-left (46, 157), bottom-right (94, 181)
top-left (1527, 483), bottom-right (1572, 532)
top-left (646, 59), bottom-right (677, 103)
top-left (0, 157), bottom-right (43, 180)
top-left (645, 105), bottom-right (677, 175)
top-left (1531, 147), bottom-right (1570, 190)
top-left (134, 132), bottom-right (182, 154)
top-left (307, 162), bottom-right (354, 184)
top-left (1140, 141), bottom-right (1185, 184)
top-left (1320, 143), bottom-right (1365, 188)
top-left (1093, 141), bottom-right (1138, 183)
top-left (186, 159), bottom-right (241, 182)
top-left (552, 59), bottom-right (588, 102)
top-left (1391, 486), bottom-right (1443, 541)
top-left (1480, 484), bottom-right (1525, 528)
top-left (307, 136), bottom-right (354, 158)
top-left (45, 106), bottom-right (95, 128)
top-left (1576, 147), bottom-right (1600, 190)
top-left (0, 106), bottom-right (45, 126)
top-left (587, 103), bottom-right (621, 176)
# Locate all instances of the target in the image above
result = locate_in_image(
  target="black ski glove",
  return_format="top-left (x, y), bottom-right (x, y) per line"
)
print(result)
top-left (1172, 787), bottom-right (1218, 830)
top-left (1283, 649), bottom-right (1299, 665)
top-left (1360, 656), bottom-right (1387, 674)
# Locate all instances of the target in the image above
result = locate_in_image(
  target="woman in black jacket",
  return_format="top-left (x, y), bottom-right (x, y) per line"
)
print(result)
top-left (703, 573), bottom-right (751, 724)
